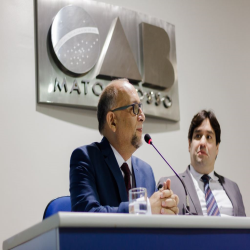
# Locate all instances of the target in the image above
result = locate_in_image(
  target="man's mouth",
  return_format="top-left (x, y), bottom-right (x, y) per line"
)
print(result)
top-left (197, 151), bottom-right (208, 156)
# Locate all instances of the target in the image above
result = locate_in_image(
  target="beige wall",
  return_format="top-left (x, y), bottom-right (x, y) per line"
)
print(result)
top-left (1, 0), bottom-right (250, 244)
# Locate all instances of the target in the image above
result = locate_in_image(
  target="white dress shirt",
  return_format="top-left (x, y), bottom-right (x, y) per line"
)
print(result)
top-left (110, 144), bottom-right (152, 214)
top-left (110, 144), bottom-right (132, 184)
top-left (189, 165), bottom-right (233, 216)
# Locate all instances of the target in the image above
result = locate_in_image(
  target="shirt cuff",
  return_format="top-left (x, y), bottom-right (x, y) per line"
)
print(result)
top-left (146, 197), bottom-right (152, 215)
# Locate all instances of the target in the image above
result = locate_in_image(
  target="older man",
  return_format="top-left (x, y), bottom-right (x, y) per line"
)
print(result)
top-left (70, 79), bottom-right (179, 214)
top-left (158, 110), bottom-right (245, 216)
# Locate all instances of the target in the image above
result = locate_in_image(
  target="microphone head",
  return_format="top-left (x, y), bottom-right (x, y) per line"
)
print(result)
top-left (144, 134), bottom-right (152, 145)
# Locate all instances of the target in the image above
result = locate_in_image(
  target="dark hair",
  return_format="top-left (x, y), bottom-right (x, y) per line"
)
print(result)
top-left (188, 110), bottom-right (221, 145)
top-left (97, 85), bottom-right (117, 134)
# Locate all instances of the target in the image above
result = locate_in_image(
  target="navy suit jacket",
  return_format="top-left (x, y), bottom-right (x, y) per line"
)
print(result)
top-left (70, 137), bottom-right (157, 213)
top-left (158, 166), bottom-right (246, 216)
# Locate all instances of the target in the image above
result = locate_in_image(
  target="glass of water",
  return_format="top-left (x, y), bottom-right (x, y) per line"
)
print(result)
top-left (129, 187), bottom-right (147, 214)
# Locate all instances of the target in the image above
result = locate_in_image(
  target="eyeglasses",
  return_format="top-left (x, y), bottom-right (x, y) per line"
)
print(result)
top-left (111, 103), bottom-right (143, 115)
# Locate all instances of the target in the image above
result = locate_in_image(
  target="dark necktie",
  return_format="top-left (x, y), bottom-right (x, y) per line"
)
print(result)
top-left (201, 174), bottom-right (221, 216)
top-left (121, 163), bottom-right (131, 198)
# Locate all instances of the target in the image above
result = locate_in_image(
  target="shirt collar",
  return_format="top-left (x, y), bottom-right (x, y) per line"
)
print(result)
top-left (110, 144), bottom-right (132, 174)
top-left (189, 165), bottom-right (218, 181)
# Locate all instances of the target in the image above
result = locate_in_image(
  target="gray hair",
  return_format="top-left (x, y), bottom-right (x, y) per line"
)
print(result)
top-left (97, 78), bottom-right (130, 134)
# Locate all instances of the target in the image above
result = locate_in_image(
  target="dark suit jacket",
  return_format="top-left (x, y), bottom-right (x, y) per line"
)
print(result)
top-left (70, 137), bottom-right (157, 213)
top-left (158, 166), bottom-right (246, 216)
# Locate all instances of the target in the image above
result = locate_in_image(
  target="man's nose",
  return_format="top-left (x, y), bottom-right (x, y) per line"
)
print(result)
top-left (138, 108), bottom-right (145, 122)
top-left (200, 135), bottom-right (207, 146)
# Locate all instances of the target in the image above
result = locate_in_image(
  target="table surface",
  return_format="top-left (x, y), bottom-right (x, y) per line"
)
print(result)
top-left (3, 213), bottom-right (250, 250)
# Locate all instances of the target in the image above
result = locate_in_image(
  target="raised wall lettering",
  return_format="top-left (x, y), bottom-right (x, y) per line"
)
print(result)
top-left (70, 79), bottom-right (81, 94)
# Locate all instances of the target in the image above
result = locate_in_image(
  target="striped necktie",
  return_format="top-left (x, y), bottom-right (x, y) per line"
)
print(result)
top-left (121, 163), bottom-right (131, 198)
top-left (201, 174), bottom-right (221, 216)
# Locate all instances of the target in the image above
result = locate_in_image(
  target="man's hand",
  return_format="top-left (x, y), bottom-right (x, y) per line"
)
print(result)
top-left (149, 179), bottom-right (179, 215)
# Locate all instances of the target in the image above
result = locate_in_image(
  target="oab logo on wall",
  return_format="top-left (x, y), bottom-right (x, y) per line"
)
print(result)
top-left (36, 0), bottom-right (179, 121)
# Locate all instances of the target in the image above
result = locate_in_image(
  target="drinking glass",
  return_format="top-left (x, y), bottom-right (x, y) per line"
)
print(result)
top-left (129, 187), bottom-right (147, 214)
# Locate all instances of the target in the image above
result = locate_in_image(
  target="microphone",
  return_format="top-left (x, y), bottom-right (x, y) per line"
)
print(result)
top-left (144, 133), bottom-right (192, 215)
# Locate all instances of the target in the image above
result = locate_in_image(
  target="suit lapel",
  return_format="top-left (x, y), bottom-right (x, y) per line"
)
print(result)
top-left (131, 156), bottom-right (140, 187)
top-left (215, 172), bottom-right (237, 216)
top-left (182, 166), bottom-right (203, 215)
top-left (100, 137), bottom-right (128, 202)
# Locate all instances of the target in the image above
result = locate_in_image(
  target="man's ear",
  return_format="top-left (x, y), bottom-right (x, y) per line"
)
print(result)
top-left (188, 139), bottom-right (191, 152)
top-left (216, 143), bottom-right (220, 158)
top-left (106, 111), bottom-right (117, 132)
